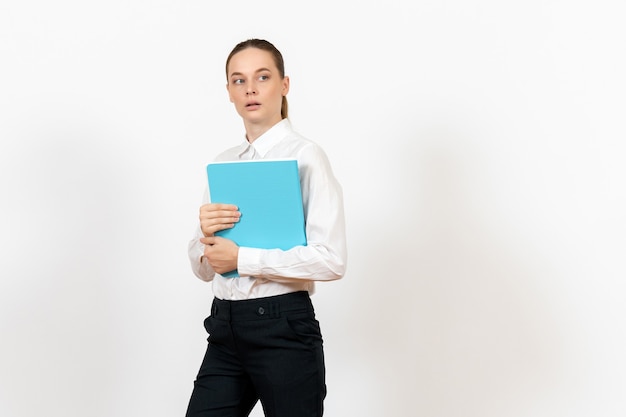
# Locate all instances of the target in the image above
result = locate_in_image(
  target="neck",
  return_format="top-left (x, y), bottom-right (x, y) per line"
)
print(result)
top-left (244, 117), bottom-right (283, 143)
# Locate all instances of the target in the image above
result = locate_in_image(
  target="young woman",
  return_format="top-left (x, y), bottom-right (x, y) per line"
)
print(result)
top-left (185, 39), bottom-right (347, 417)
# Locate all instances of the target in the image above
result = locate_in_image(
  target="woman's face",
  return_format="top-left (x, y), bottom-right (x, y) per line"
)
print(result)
top-left (226, 47), bottom-right (289, 128)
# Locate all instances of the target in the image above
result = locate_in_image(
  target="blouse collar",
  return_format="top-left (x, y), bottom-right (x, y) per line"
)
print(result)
top-left (237, 119), bottom-right (292, 158)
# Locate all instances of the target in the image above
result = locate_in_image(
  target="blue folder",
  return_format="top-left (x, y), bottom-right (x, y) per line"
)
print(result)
top-left (206, 159), bottom-right (307, 278)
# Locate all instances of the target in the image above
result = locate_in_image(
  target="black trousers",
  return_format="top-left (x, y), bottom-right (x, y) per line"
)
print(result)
top-left (186, 291), bottom-right (326, 417)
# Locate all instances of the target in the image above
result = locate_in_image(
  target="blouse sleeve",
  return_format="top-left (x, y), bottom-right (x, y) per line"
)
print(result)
top-left (187, 189), bottom-right (216, 282)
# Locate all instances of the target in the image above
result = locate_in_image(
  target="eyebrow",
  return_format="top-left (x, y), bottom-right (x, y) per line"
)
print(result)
top-left (229, 67), bottom-right (273, 78)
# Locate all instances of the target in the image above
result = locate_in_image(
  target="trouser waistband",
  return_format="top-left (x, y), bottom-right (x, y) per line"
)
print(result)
top-left (210, 291), bottom-right (313, 321)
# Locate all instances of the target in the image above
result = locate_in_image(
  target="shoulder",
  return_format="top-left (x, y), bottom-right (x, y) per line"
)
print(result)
top-left (281, 125), bottom-right (329, 162)
top-left (213, 143), bottom-right (247, 162)
top-left (281, 129), bottom-right (337, 181)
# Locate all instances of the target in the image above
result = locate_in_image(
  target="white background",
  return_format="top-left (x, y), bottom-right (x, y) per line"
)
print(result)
top-left (1, 1), bottom-right (625, 416)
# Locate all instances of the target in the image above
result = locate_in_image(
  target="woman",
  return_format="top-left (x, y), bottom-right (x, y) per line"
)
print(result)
top-left (186, 39), bottom-right (347, 417)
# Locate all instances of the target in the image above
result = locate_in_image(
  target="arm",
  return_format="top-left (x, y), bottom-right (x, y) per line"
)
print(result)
top-left (188, 196), bottom-right (241, 281)
top-left (237, 145), bottom-right (347, 282)
top-left (188, 224), bottom-right (215, 282)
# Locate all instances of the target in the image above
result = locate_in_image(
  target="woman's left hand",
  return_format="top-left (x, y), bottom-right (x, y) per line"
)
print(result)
top-left (200, 236), bottom-right (239, 275)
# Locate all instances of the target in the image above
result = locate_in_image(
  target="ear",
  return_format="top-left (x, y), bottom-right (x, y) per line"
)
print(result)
top-left (282, 76), bottom-right (290, 96)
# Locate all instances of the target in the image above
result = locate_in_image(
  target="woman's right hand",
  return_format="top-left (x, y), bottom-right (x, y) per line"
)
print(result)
top-left (199, 203), bottom-right (241, 237)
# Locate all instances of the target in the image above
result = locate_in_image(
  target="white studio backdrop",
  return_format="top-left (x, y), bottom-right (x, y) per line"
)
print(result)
top-left (1, 1), bottom-right (625, 416)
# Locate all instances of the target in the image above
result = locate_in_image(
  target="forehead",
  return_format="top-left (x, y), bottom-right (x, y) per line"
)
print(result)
top-left (228, 48), bottom-right (277, 75)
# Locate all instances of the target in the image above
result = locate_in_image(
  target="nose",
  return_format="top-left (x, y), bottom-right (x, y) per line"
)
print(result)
top-left (246, 82), bottom-right (257, 96)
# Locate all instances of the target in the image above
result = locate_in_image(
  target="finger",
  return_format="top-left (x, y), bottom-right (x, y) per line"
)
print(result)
top-left (200, 221), bottom-right (236, 235)
top-left (199, 211), bottom-right (241, 222)
top-left (200, 209), bottom-right (240, 218)
top-left (200, 203), bottom-right (239, 213)
top-left (200, 211), bottom-right (241, 223)
top-left (201, 203), bottom-right (237, 209)
top-left (201, 217), bottom-right (238, 229)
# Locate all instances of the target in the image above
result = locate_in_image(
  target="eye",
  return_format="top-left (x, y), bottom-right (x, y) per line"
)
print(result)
top-left (232, 78), bottom-right (244, 85)
top-left (259, 74), bottom-right (269, 81)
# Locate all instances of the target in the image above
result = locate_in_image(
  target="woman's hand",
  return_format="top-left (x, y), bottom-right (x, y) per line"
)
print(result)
top-left (199, 203), bottom-right (241, 237)
top-left (200, 236), bottom-right (239, 275)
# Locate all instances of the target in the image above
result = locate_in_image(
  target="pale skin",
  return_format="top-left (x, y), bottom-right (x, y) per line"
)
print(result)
top-left (200, 47), bottom-right (290, 274)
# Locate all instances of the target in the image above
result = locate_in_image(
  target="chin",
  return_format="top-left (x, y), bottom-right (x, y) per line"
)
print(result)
top-left (243, 112), bottom-right (269, 123)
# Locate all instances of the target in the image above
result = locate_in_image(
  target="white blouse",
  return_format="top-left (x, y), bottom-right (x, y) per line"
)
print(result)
top-left (188, 119), bottom-right (347, 300)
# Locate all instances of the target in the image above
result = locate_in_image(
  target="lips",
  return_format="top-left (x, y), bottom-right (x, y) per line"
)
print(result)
top-left (245, 101), bottom-right (261, 108)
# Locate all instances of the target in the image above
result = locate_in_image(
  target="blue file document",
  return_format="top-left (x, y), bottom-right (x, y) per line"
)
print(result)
top-left (206, 159), bottom-right (307, 278)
